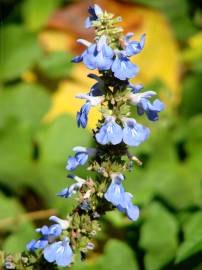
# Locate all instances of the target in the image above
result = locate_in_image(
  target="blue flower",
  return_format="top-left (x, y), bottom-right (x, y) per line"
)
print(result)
top-left (72, 36), bottom-right (114, 71)
top-left (122, 118), bottom-right (150, 146)
top-left (128, 82), bottom-right (144, 93)
top-left (104, 173), bottom-right (125, 206)
top-left (129, 90), bottom-right (164, 121)
top-left (44, 237), bottom-right (73, 267)
top-left (104, 173), bottom-right (139, 221)
top-left (26, 224), bottom-right (62, 252)
top-left (137, 98), bottom-right (164, 121)
top-left (57, 175), bottom-right (85, 198)
top-left (111, 53), bottom-right (139, 80)
top-left (77, 102), bottom-right (91, 128)
top-left (76, 94), bottom-right (104, 128)
top-left (66, 146), bottom-right (96, 171)
top-left (125, 33), bottom-right (146, 57)
top-left (88, 74), bottom-right (104, 96)
top-left (49, 216), bottom-right (69, 230)
top-left (85, 4), bottom-right (103, 28)
top-left (117, 192), bottom-right (139, 221)
top-left (95, 116), bottom-right (123, 145)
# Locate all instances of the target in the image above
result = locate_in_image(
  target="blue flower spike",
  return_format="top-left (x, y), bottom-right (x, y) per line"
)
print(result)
top-left (26, 4), bottom-right (164, 268)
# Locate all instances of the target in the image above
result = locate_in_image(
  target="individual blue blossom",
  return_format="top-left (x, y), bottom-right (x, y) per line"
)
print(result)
top-left (95, 116), bottom-right (123, 145)
top-left (80, 200), bottom-right (91, 211)
top-left (117, 192), bottom-right (139, 221)
top-left (128, 82), bottom-right (144, 93)
top-left (49, 216), bottom-right (69, 230)
top-left (44, 237), bottom-right (73, 267)
top-left (66, 146), bottom-right (96, 171)
top-left (111, 53), bottom-right (139, 80)
top-left (77, 102), bottom-right (91, 128)
top-left (137, 98), bottom-right (164, 121)
top-left (105, 174), bottom-right (139, 221)
top-left (76, 93), bottom-right (104, 128)
top-left (26, 224), bottom-right (62, 252)
top-left (76, 93), bottom-right (104, 106)
top-left (122, 117), bottom-right (150, 146)
top-left (124, 33), bottom-right (146, 57)
top-left (87, 242), bottom-right (95, 250)
top-left (72, 36), bottom-right (114, 71)
top-left (85, 4), bottom-right (103, 28)
top-left (104, 173), bottom-right (125, 206)
top-left (88, 74), bottom-right (104, 96)
top-left (57, 174), bottom-right (85, 198)
top-left (129, 90), bottom-right (164, 121)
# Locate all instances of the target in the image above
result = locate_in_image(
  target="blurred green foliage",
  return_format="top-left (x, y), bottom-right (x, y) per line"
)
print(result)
top-left (0, 0), bottom-right (202, 270)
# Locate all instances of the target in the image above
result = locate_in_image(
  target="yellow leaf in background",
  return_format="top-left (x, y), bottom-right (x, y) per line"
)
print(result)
top-left (128, 8), bottom-right (180, 104)
top-left (181, 31), bottom-right (202, 62)
top-left (39, 30), bottom-right (74, 52)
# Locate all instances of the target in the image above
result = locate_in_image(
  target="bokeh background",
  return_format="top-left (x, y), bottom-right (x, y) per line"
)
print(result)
top-left (1, 0), bottom-right (202, 269)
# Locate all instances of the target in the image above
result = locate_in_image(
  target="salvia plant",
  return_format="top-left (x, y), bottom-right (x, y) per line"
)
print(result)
top-left (1, 4), bottom-right (164, 269)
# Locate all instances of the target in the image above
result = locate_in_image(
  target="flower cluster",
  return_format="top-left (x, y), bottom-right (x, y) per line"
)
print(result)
top-left (24, 4), bottom-right (164, 269)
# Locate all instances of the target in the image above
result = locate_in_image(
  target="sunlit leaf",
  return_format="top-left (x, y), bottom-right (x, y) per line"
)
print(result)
top-left (0, 25), bottom-right (42, 82)
top-left (140, 202), bottom-right (178, 270)
top-left (38, 51), bottom-right (73, 79)
top-left (22, 0), bottom-right (62, 31)
top-left (176, 212), bottom-right (202, 263)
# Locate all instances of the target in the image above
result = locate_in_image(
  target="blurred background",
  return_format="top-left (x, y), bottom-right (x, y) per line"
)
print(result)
top-left (0, 0), bottom-right (202, 269)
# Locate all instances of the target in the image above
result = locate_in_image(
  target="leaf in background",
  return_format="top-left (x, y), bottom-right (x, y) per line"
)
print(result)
top-left (181, 74), bottom-right (202, 118)
top-left (3, 220), bottom-right (37, 252)
top-left (22, 0), bottom-right (62, 31)
top-left (72, 239), bottom-right (139, 270)
top-left (176, 212), bottom-right (202, 263)
top-left (133, 0), bottom-right (197, 41)
top-left (0, 193), bottom-right (36, 252)
top-left (99, 239), bottom-right (139, 270)
top-left (0, 120), bottom-right (33, 190)
top-left (140, 202), bottom-right (178, 270)
top-left (38, 115), bottom-right (91, 164)
top-left (181, 32), bottom-right (202, 62)
top-left (0, 193), bottom-right (24, 220)
top-left (0, 25), bottom-right (42, 82)
top-left (38, 51), bottom-right (73, 79)
top-left (32, 115), bottom-right (92, 214)
top-left (0, 83), bottom-right (51, 128)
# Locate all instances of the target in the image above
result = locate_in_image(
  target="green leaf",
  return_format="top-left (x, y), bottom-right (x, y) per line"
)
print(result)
top-left (72, 239), bottom-right (139, 270)
top-left (38, 51), bottom-right (73, 79)
top-left (133, 0), bottom-right (197, 40)
top-left (176, 212), bottom-right (202, 263)
top-left (0, 193), bottom-right (24, 220)
top-left (3, 220), bottom-right (37, 252)
top-left (99, 239), bottom-right (139, 270)
top-left (0, 83), bottom-right (51, 128)
top-left (22, 0), bottom-right (62, 31)
top-left (181, 75), bottom-right (202, 118)
top-left (140, 202), bottom-right (179, 270)
top-left (0, 25), bottom-right (42, 82)
top-left (0, 120), bottom-right (33, 190)
top-left (37, 115), bottom-right (91, 165)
